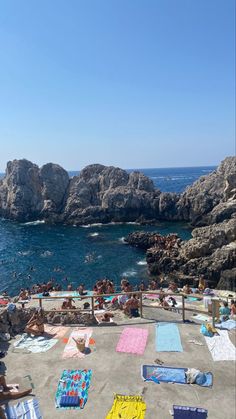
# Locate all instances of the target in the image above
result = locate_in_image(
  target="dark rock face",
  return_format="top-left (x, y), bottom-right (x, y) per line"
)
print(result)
top-left (126, 217), bottom-right (236, 288)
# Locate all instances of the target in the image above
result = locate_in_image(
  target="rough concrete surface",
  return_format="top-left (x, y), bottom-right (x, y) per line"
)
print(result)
top-left (1, 308), bottom-right (236, 419)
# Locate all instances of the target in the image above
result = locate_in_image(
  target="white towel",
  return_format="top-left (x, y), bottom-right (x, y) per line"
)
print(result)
top-left (205, 330), bottom-right (236, 361)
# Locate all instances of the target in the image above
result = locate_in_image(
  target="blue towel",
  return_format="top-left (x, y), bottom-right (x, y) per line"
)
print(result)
top-left (142, 365), bottom-right (186, 384)
top-left (142, 366), bottom-right (213, 387)
top-left (173, 405), bottom-right (208, 418)
top-left (5, 399), bottom-right (42, 419)
top-left (156, 323), bottom-right (183, 352)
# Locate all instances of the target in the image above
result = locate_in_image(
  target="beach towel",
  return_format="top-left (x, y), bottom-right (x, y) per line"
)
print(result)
top-left (55, 369), bottom-right (92, 409)
top-left (106, 394), bottom-right (146, 419)
top-left (62, 328), bottom-right (93, 359)
top-left (5, 398), bottom-right (42, 419)
top-left (173, 405), bottom-right (208, 419)
top-left (215, 319), bottom-right (236, 330)
top-left (204, 330), bottom-right (236, 361)
top-left (192, 314), bottom-right (210, 322)
top-left (155, 323), bottom-right (183, 352)
top-left (44, 324), bottom-right (68, 339)
top-left (141, 365), bottom-right (213, 387)
top-left (13, 334), bottom-right (58, 353)
top-left (116, 328), bottom-right (148, 355)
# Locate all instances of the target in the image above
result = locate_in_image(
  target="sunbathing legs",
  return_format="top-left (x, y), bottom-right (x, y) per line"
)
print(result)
top-left (0, 375), bottom-right (32, 402)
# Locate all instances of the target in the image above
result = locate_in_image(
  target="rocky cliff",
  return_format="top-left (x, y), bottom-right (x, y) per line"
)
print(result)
top-left (125, 217), bottom-right (236, 289)
top-left (0, 156), bottom-right (235, 226)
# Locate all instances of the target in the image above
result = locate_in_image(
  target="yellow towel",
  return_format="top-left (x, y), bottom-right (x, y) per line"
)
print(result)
top-left (106, 394), bottom-right (146, 419)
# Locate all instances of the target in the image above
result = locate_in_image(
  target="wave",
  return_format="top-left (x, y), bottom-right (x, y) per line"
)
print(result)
top-left (89, 232), bottom-right (99, 237)
top-left (118, 237), bottom-right (126, 244)
top-left (137, 260), bottom-right (147, 266)
top-left (81, 223), bottom-right (103, 228)
top-left (24, 220), bottom-right (45, 226)
top-left (40, 250), bottom-right (53, 257)
top-left (18, 250), bottom-right (33, 256)
top-left (122, 269), bottom-right (137, 277)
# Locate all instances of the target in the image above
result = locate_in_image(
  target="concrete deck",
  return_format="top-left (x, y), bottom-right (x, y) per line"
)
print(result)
top-left (1, 306), bottom-right (236, 419)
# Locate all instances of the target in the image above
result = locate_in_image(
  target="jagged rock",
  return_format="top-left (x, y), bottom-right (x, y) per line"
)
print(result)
top-left (176, 156), bottom-right (236, 226)
top-left (0, 156), bottom-right (235, 226)
top-left (125, 231), bottom-right (182, 250)
top-left (63, 164), bottom-right (158, 224)
top-left (217, 268), bottom-right (236, 291)
top-left (126, 218), bottom-right (236, 288)
top-left (0, 159), bottom-right (69, 221)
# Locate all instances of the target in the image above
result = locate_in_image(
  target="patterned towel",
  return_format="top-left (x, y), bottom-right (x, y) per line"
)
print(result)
top-left (106, 394), bottom-right (146, 419)
top-left (5, 398), bottom-right (42, 418)
top-left (55, 369), bottom-right (92, 409)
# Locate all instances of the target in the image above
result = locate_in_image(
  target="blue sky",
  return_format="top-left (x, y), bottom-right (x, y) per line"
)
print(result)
top-left (0, 0), bottom-right (235, 171)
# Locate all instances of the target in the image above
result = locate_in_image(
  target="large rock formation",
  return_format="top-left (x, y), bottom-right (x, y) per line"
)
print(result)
top-left (126, 217), bottom-right (236, 289)
top-left (0, 156), bottom-right (235, 226)
top-left (0, 160), bottom-right (69, 221)
top-left (0, 156), bottom-right (235, 289)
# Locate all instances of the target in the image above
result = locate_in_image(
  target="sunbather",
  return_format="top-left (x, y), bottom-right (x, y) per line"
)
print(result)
top-left (219, 301), bottom-right (230, 322)
top-left (24, 308), bottom-right (44, 336)
top-left (159, 297), bottom-right (170, 310)
top-left (61, 298), bottom-right (76, 310)
top-left (0, 374), bottom-right (32, 418)
top-left (182, 284), bottom-right (193, 294)
top-left (124, 294), bottom-right (140, 317)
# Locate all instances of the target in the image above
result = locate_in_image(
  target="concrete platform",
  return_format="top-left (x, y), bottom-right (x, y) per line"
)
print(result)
top-left (1, 306), bottom-right (236, 419)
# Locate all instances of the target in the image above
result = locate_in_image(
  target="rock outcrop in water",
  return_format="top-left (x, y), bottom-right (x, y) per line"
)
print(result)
top-left (0, 156), bottom-right (235, 225)
top-left (126, 217), bottom-right (236, 289)
top-left (0, 156), bottom-right (235, 289)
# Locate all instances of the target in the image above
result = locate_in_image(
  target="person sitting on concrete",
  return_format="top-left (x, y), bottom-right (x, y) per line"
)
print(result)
top-left (182, 284), bottom-right (193, 294)
top-left (124, 294), bottom-right (140, 318)
top-left (61, 298), bottom-right (76, 310)
top-left (219, 301), bottom-right (231, 322)
top-left (25, 309), bottom-right (44, 336)
top-left (159, 297), bottom-right (170, 310)
top-left (77, 284), bottom-right (87, 296)
top-left (18, 289), bottom-right (29, 301)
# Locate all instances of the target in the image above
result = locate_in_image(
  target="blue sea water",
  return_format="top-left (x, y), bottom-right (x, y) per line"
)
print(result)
top-left (0, 166), bottom-right (215, 295)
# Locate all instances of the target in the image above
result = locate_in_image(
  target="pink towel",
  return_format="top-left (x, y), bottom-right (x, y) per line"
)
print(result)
top-left (116, 327), bottom-right (148, 355)
top-left (44, 324), bottom-right (68, 339)
top-left (62, 328), bottom-right (93, 359)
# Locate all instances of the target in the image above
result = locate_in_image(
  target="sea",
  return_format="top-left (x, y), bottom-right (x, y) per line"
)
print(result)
top-left (0, 166), bottom-right (216, 295)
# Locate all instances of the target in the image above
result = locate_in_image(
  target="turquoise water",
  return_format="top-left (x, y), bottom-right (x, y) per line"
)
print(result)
top-left (0, 219), bottom-right (191, 295)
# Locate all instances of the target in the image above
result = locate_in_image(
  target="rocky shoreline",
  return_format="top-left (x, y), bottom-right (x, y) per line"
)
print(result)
top-left (0, 156), bottom-right (235, 290)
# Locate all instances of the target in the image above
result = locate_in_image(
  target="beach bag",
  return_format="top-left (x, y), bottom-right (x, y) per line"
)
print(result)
top-left (74, 337), bottom-right (86, 352)
top-left (200, 324), bottom-right (213, 337)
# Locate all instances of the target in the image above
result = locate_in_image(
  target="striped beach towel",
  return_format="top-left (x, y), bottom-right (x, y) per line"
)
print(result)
top-left (5, 398), bottom-right (42, 419)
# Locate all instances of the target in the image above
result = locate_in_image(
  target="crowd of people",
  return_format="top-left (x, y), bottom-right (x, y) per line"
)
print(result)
top-left (1, 274), bottom-right (233, 323)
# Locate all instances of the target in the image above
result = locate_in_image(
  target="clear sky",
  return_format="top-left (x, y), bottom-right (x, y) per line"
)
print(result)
top-left (0, 0), bottom-right (235, 171)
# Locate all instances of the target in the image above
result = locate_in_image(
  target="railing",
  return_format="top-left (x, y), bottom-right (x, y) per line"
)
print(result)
top-left (31, 290), bottom-right (219, 326)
